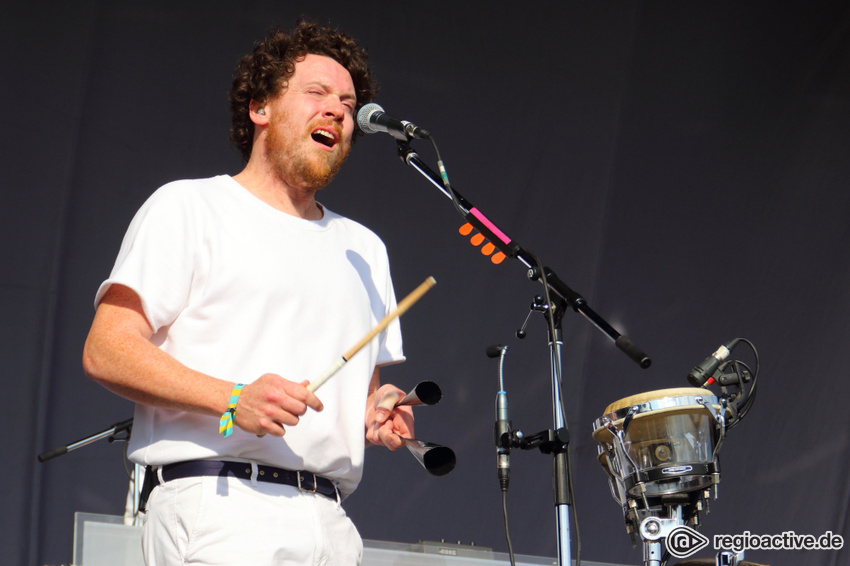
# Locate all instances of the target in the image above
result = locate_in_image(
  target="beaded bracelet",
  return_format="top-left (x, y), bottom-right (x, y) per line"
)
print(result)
top-left (218, 383), bottom-right (245, 437)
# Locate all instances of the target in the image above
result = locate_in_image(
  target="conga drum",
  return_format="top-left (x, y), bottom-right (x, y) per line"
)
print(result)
top-left (593, 388), bottom-right (726, 509)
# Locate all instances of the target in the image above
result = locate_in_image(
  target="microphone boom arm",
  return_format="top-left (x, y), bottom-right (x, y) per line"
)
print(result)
top-left (38, 418), bottom-right (133, 462)
top-left (396, 141), bottom-right (651, 369)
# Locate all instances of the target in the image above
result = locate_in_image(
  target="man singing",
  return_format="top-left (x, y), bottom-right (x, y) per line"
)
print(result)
top-left (83, 21), bottom-right (413, 565)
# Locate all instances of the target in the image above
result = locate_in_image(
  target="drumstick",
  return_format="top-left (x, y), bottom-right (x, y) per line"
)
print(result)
top-left (307, 276), bottom-right (437, 393)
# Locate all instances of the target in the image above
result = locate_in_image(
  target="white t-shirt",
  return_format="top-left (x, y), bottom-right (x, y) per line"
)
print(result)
top-left (96, 175), bottom-right (404, 497)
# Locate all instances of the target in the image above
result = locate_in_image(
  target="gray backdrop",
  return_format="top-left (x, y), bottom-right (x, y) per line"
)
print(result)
top-left (4, 2), bottom-right (849, 565)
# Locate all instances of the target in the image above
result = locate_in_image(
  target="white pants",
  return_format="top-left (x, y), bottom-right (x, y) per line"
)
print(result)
top-left (141, 473), bottom-right (362, 565)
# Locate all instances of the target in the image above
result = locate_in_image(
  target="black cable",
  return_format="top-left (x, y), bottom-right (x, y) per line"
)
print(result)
top-left (501, 489), bottom-right (517, 566)
top-left (734, 339), bottom-right (759, 420)
top-left (428, 135), bottom-right (467, 220)
top-left (566, 440), bottom-right (582, 566)
top-left (725, 339), bottom-right (759, 430)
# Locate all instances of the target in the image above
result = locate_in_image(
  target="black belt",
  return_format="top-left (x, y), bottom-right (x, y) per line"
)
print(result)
top-left (146, 460), bottom-right (339, 502)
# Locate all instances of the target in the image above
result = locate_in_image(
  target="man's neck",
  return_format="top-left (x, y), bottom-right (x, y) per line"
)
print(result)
top-left (232, 163), bottom-right (323, 220)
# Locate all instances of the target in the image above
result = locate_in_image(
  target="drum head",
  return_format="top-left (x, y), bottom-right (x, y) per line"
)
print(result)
top-left (592, 387), bottom-right (719, 443)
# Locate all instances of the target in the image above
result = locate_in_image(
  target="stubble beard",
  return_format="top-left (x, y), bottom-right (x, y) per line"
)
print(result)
top-left (265, 114), bottom-right (350, 193)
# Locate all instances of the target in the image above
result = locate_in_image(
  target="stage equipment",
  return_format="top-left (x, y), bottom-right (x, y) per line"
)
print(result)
top-left (593, 388), bottom-right (726, 566)
top-left (687, 339), bottom-right (739, 387)
top-left (593, 388), bottom-right (725, 527)
top-left (74, 513), bottom-right (589, 565)
top-left (685, 338), bottom-right (759, 432)
top-left (490, 345), bottom-right (512, 492)
top-left (358, 102), bottom-right (653, 566)
top-left (357, 102), bottom-right (430, 140)
top-left (591, 339), bottom-right (759, 566)
top-left (38, 418), bottom-right (144, 521)
top-left (675, 557), bottom-right (766, 566)
top-left (38, 418), bottom-right (132, 462)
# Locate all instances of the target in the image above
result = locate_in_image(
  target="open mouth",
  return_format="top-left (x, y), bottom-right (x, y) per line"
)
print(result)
top-left (311, 128), bottom-right (338, 148)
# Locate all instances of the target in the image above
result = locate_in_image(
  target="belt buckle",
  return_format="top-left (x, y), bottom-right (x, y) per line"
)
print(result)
top-left (297, 471), bottom-right (317, 493)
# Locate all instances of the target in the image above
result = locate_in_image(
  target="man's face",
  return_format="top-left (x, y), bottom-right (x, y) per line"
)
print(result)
top-left (262, 53), bottom-right (357, 191)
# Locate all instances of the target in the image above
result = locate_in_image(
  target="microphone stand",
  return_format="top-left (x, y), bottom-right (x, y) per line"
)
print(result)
top-left (394, 138), bottom-right (652, 566)
top-left (37, 418), bottom-right (133, 462)
top-left (526, 296), bottom-right (573, 566)
top-left (38, 418), bottom-right (145, 523)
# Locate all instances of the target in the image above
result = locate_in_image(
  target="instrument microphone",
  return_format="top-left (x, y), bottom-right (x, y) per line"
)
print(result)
top-left (489, 344), bottom-right (511, 491)
top-left (357, 103), bottom-right (430, 141)
top-left (687, 339), bottom-right (740, 387)
top-left (487, 344), bottom-right (507, 358)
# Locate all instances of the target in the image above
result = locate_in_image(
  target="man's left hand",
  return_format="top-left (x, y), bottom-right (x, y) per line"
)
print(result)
top-left (365, 383), bottom-right (414, 450)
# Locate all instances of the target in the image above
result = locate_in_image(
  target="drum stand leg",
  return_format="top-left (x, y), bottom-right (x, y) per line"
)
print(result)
top-left (715, 550), bottom-right (746, 566)
top-left (638, 515), bottom-right (682, 566)
top-left (643, 539), bottom-right (664, 566)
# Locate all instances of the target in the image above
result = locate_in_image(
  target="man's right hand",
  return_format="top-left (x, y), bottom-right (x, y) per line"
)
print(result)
top-left (235, 375), bottom-right (324, 437)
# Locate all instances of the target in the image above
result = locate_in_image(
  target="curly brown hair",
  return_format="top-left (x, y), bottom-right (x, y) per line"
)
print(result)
top-left (228, 20), bottom-right (378, 162)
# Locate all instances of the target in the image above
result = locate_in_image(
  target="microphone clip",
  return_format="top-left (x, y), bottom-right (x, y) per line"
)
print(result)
top-left (494, 417), bottom-right (523, 451)
top-left (712, 361), bottom-right (752, 388)
top-left (515, 427), bottom-right (570, 455)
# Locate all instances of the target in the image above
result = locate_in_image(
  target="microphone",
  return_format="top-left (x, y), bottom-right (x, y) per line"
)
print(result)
top-left (495, 390), bottom-right (511, 491)
top-left (357, 103), bottom-right (430, 141)
top-left (687, 339), bottom-right (740, 387)
top-left (489, 344), bottom-right (511, 491)
top-left (487, 344), bottom-right (507, 358)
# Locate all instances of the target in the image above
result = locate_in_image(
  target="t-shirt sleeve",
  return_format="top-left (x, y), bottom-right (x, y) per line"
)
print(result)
top-left (94, 182), bottom-right (202, 333)
top-left (374, 250), bottom-right (405, 367)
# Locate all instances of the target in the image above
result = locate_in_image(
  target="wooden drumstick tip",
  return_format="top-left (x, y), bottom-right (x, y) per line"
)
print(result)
top-left (399, 276), bottom-right (436, 306)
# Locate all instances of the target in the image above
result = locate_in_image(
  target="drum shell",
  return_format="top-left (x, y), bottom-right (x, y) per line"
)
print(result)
top-left (592, 388), bottom-right (723, 499)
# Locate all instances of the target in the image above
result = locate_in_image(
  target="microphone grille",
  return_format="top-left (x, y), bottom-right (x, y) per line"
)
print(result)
top-left (357, 103), bottom-right (384, 134)
top-left (486, 344), bottom-right (507, 358)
